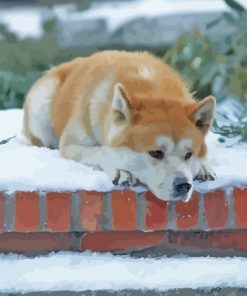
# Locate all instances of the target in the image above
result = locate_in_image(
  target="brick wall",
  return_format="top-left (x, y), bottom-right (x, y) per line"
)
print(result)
top-left (0, 187), bottom-right (247, 254)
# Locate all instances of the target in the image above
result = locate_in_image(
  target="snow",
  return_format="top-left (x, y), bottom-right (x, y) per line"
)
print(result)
top-left (0, 109), bottom-right (23, 140)
top-left (216, 98), bottom-right (246, 127)
top-left (0, 111), bottom-right (111, 193)
top-left (195, 133), bottom-right (247, 192)
top-left (0, 108), bottom-right (247, 193)
top-left (0, 6), bottom-right (43, 39)
top-left (0, 109), bottom-right (140, 193)
top-left (0, 252), bottom-right (247, 292)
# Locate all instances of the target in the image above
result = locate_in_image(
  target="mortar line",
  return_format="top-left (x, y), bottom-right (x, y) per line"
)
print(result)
top-left (136, 192), bottom-right (146, 231)
top-left (5, 192), bottom-right (15, 232)
top-left (226, 187), bottom-right (235, 229)
top-left (71, 191), bottom-right (81, 232)
top-left (198, 192), bottom-right (205, 230)
top-left (168, 201), bottom-right (176, 231)
top-left (39, 191), bottom-right (47, 231)
top-left (102, 192), bottom-right (112, 230)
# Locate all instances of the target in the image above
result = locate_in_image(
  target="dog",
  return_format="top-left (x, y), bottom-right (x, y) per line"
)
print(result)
top-left (23, 50), bottom-right (216, 201)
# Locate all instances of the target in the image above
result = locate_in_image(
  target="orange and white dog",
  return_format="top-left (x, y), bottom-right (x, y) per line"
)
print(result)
top-left (23, 50), bottom-right (216, 201)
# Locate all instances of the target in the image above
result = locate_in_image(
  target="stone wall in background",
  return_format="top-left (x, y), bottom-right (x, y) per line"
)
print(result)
top-left (52, 0), bottom-right (232, 51)
top-left (57, 12), bottom-right (230, 50)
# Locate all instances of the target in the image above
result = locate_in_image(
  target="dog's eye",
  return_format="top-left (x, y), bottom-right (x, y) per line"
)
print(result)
top-left (148, 150), bottom-right (164, 160)
top-left (184, 152), bottom-right (192, 160)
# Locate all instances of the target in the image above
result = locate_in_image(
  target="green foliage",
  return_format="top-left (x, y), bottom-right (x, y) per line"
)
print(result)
top-left (0, 22), bottom-right (95, 109)
top-left (164, 31), bottom-right (218, 100)
top-left (76, 0), bottom-right (93, 11)
top-left (163, 0), bottom-right (247, 141)
top-left (164, 11), bottom-right (247, 104)
top-left (224, 0), bottom-right (246, 13)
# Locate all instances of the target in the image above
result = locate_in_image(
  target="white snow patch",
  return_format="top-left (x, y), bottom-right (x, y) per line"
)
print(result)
top-left (216, 98), bottom-right (246, 127)
top-left (0, 109), bottom-right (23, 140)
top-left (194, 132), bottom-right (247, 192)
top-left (0, 252), bottom-right (247, 292)
top-left (0, 7), bottom-right (43, 39)
top-left (0, 108), bottom-right (247, 193)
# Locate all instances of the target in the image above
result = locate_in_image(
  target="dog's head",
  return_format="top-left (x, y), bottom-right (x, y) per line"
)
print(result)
top-left (106, 78), bottom-right (215, 202)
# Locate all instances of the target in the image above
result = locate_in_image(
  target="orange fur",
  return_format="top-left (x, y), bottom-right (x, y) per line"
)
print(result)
top-left (24, 50), bottom-right (215, 172)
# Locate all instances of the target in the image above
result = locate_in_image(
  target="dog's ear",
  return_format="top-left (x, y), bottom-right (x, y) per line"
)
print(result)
top-left (189, 96), bottom-right (216, 135)
top-left (112, 83), bottom-right (131, 124)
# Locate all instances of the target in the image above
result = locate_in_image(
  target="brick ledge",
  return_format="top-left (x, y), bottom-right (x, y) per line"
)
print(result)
top-left (1, 187), bottom-right (247, 254)
top-left (1, 230), bottom-right (247, 255)
top-left (1, 188), bottom-right (247, 232)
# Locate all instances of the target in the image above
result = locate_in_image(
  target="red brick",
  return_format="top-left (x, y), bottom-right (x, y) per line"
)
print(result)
top-left (0, 193), bottom-right (5, 232)
top-left (234, 187), bottom-right (247, 227)
top-left (0, 233), bottom-right (73, 253)
top-left (112, 190), bottom-right (136, 230)
top-left (204, 189), bottom-right (229, 229)
top-left (81, 231), bottom-right (165, 252)
top-left (46, 192), bottom-right (71, 232)
top-left (167, 230), bottom-right (247, 252)
top-left (15, 192), bottom-right (39, 232)
top-left (212, 231), bottom-right (247, 251)
top-left (79, 191), bottom-right (103, 232)
top-left (145, 191), bottom-right (168, 230)
top-left (175, 192), bottom-right (199, 229)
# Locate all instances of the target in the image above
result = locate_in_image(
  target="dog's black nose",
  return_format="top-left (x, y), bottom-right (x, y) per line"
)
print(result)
top-left (174, 183), bottom-right (192, 195)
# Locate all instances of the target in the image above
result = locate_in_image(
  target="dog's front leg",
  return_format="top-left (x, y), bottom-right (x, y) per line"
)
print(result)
top-left (61, 143), bottom-right (116, 173)
top-left (60, 143), bottom-right (139, 186)
top-left (112, 169), bottom-right (141, 187)
top-left (194, 158), bottom-right (216, 182)
top-left (59, 120), bottom-right (140, 186)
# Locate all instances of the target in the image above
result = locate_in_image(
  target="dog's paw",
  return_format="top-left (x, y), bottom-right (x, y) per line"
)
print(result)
top-left (194, 162), bottom-right (216, 182)
top-left (112, 169), bottom-right (140, 187)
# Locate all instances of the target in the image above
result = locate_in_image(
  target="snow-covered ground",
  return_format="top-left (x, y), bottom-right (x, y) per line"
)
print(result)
top-left (0, 252), bottom-right (247, 292)
top-left (0, 108), bottom-right (246, 193)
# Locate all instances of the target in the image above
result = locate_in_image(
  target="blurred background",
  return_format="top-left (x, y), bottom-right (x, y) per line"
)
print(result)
top-left (0, 0), bottom-right (247, 141)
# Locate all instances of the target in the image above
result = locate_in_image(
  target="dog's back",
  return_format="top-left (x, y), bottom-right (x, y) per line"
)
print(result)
top-left (23, 50), bottom-right (191, 148)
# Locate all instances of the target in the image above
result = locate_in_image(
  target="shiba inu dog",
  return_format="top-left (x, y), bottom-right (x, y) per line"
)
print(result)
top-left (23, 50), bottom-right (216, 201)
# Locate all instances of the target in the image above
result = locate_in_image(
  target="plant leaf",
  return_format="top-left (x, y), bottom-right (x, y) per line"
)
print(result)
top-left (224, 0), bottom-right (246, 13)
top-left (206, 17), bottom-right (221, 29)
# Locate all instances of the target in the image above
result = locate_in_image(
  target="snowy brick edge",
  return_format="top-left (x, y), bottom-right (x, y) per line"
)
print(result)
top-left (1, 187), bottom-right (247, 254)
